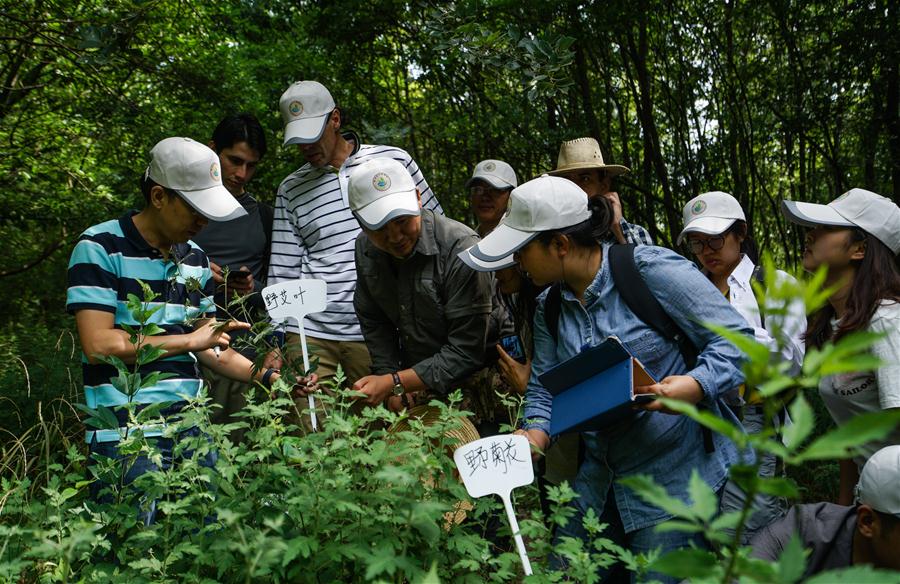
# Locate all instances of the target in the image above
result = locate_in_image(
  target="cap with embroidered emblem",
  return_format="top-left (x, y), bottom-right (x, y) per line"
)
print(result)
top-left (279, 80), bottom-right (336, 146)
top-left (348, 158), bottom-right (420, 230)
top-left (147, 137), bottom-right (246, 222)
top-left (677, 191), bottom-right (746, 245)
top-left (465, 159), bottom-right (518, 190)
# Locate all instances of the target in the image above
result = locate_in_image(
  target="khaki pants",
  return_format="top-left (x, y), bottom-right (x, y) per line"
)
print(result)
top-left (284, 335), bottom-right (372, 431)
top-left (201, 364), bottom-right (251, 444)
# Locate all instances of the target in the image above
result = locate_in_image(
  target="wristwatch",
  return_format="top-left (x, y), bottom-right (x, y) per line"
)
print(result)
top-left (391, 371), bottom-right (404, 396)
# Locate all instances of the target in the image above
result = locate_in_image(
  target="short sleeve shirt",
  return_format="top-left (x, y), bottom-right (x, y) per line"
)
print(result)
top-left (819, 301), bottom-right (900, 467)
top-left (66, 211), bottom-right (216, 442)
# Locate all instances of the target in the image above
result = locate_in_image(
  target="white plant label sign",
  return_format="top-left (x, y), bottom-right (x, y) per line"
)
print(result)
top-left (454, 434), bottom-right (534, 575)
top-left (262, 279), bottom-right (327, 431)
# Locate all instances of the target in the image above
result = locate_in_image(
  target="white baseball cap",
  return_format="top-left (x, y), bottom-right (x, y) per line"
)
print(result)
top-left (677, 191), bottom-right (745, 245)
top-left (782, 188), bottom-right (900, 255)
top-left (279, 81), bottom-right (336, 146)
top-left (465, 159), bottom-right (518, 190)
top-left (459, 175), bottom-right (591, 271)
top-left (855, 445), bottom-right (900, 516)
top-left (146, 137), bottom-right (246, 222)
top-left (348, 158), bottom-right (419, 230)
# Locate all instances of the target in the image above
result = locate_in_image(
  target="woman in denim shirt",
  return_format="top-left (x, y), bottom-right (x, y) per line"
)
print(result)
top-left (460, 176), bottom-right (751, 582)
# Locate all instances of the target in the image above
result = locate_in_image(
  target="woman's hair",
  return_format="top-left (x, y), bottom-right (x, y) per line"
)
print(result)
top-left (727, 220), bottom-right (759, 264)
top-left (806, 229), bottom-right (900, 348)
top-left (499, 274), bottom-right (547, 354)
top-left (535, 195), bottom-right (614, 248)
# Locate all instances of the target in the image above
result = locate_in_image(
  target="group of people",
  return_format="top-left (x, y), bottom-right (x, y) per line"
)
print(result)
top-left (65, 79), bottom-right (900, 580)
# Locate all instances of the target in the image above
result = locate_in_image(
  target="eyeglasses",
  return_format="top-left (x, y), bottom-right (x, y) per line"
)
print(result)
top-left (470, 186), bottom-right (509, 198)
top-left (687, 236), bottom-right (726, 254)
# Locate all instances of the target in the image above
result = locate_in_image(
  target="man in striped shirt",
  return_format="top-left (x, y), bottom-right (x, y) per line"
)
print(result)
top-left (268, 80), bottom-right (442, 392)
top-left (67, 138), bottom-right (302, 522)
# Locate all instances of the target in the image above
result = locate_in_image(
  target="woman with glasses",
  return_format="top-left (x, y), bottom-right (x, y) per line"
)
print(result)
top-left (460, 177), bottom-right (750, 582)
top-left (679, 190), bottom-right (806, 542)
top-left (782, 188), bottom-right (900, 506)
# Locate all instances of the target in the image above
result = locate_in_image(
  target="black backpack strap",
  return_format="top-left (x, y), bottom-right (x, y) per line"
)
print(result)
top-left (608, 245), bottom-right (698, 369)
top-left (608, 244), bottom-right (714, 453)
top-left (544, 283), bottom-right (562, 345)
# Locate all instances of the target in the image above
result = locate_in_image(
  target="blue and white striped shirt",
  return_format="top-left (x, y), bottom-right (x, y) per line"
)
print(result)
top-left (268, 133), bottom-right (442, 340)
top-left (66, 211), bottom-right (216, 442)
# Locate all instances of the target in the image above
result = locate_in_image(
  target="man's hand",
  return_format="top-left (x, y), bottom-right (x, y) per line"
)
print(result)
top-left (514, 428), bottom-right (549, 462)
top-left (288, 373), bottom-right (319, 399)
top-left (190, 319), bottom-right (251, 352)
top-left (634, 375), bottom-right (704, 414)
top-left (352, 374), bottom-right (393, 406)
top-left (603, 191), bottom-right (626, 243)
top-left (385, 392), bottom-right (417, 413)
top-left (496, 345), bottom-right (530, 394)
top-left (225, 265), bottom-right (254, 297)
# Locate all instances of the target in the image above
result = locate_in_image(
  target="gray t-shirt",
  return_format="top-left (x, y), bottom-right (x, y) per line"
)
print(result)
top-left (819, 301), bottom-right (900, 468)
top-left (192, 193), bottom-right (272, 357)
top-left (750, 502), bottom-right (855, 576)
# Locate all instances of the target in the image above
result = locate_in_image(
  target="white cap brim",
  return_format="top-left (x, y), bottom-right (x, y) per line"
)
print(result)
top-left (457, 248), bottom-right (515, 271)
top-left (782, 200), bottom-right (855, 229)
top-left (177, 185), bottom-right (247, 222)
top-left (354, 191), bottom-right (420, 230)
top-left (465, 174), bottom-right (515, 190)
top-left (467, 223), bottom-right (537, 263)
top-left (283, 113), bottom-right (330, 146)
top-left (677, 216), bottom-right (738, 245)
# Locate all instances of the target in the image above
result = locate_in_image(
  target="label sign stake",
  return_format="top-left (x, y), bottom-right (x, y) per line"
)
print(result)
top-left (454, 434), bottom-right (534, 575)
top-left (262, 279), bottom-right (327, 431)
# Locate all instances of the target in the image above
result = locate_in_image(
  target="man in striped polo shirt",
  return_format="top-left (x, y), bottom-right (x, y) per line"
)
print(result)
top-left (67, 137), bottom-right (302, 522)
top-left (269, 80), bottom-right (442, 393)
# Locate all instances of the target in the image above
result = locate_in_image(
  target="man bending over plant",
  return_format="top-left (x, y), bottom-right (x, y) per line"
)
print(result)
top-left (333, 157), bottom-right (509, 433)
top-left (66, 137), bottom-right (314, 524)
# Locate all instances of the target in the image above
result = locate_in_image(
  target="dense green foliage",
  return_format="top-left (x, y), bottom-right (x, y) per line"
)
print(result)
top-left (3, 1), bottom-right (900, 581)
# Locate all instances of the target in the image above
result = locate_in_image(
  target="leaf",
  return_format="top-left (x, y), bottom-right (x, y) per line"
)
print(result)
top-left (416, 561), bottom-right (440, 584)
top-left (705, 322), bottom-right (770, 364)
top-left (655, 398), bottom-right (746, 443)
top-left (804, 566), bottom-right (900, 584)
top-left (649, 548), bottom-right (719, 579)
top-left (781, 393), bottom-right (814, 450)
top-left (755, 477), bottom-right (800, 499)
top-left (792, 409), bottom-right (900, 463)
top-left (618, 474), bottom-right (696, 520)
top-left (687, 469), bottom-right (718, 522)
top-left (776, 533), bottom-right (807, 583)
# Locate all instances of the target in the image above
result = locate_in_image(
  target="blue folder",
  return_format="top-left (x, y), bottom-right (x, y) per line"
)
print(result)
top-left (538, 336), bottom-right (657, 436)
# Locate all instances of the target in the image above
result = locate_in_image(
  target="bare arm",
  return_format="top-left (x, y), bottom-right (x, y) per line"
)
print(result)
top-left (74, 309), bottom-right (249, 365)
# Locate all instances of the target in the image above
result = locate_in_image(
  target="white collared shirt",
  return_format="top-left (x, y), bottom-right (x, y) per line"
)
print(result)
top-left (726, 255), bottom-right (806, 375)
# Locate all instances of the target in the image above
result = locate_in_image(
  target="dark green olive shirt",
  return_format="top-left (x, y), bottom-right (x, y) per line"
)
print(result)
top-left (353, 210), bottom-right (495, 393)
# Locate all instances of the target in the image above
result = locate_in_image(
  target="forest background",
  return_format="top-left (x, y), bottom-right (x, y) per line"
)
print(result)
top-left (1, 0), bottom-right (899, 500)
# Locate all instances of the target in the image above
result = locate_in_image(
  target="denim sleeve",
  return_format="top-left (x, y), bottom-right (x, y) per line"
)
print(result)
top-left (521, 296), bottom-right (555, 435)
top-left (635, 246), bottom-right (751, 401)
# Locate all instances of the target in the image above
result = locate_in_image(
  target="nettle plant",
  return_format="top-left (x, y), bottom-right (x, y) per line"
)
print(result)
top-left (0, 280), bottom-right (618, 583)
top-left (617, 257), bottom-right (900, 584)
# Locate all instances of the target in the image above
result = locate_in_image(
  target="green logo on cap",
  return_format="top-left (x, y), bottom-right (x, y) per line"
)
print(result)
top-left (289, 100), bottom-right (303, 117)
top-left (484, 162), bottom-right (496, 172)
top-left (210, 163), bottom-right (220, 181)
top-left (691, 200), bottom-right (707, 216)
top-left (372, 172), bottom-right (391, 192)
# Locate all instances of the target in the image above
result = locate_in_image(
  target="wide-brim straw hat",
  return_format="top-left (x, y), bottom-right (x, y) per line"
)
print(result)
top-left (547, 137), bottom-right (630, 177)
